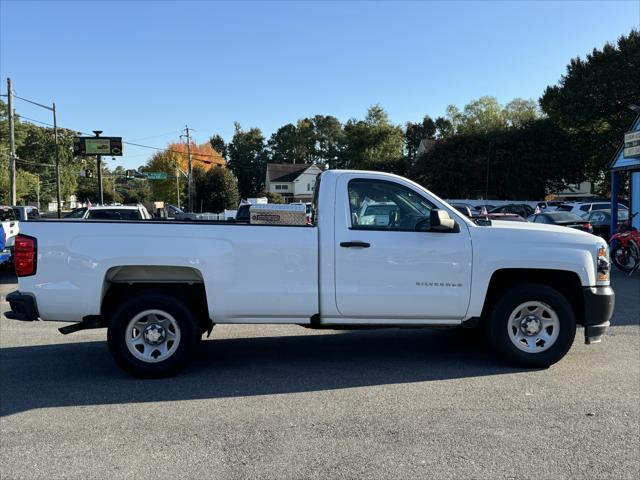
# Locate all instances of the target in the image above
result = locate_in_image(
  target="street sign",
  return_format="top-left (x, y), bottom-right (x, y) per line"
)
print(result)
top-left (73, 137), bottom-right (123, 156)
top-left (146, 172), bottom-right (168, 180)
top-left (624, 130), bottom-right (640, 158)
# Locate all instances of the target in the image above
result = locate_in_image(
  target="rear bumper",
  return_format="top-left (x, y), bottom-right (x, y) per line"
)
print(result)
top-left (4, 291), bottom-right (39, 321)
top-left (582, 286), bottom-right (614, 344)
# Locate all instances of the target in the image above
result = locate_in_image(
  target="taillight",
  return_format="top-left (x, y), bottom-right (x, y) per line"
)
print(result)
top-left (14, 234), bottom-right (37, 277)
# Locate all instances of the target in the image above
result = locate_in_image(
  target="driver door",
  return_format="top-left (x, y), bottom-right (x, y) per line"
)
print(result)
top-left (334, 175), bottom-right (472, 319)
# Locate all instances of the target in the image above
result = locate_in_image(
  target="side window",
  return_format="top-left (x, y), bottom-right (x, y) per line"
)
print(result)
top-left (580, 205), bottom-right (590, 212)
top-left (348, 179), bottom-right (435, 231)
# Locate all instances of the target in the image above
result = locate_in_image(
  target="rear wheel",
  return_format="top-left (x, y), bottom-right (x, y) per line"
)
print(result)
top-left (107, 292), bottom-right (200, 378)
top-left (489, 284), bottom-right (576, 368)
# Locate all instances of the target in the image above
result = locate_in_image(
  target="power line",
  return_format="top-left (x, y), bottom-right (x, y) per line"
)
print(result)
top-left (13, 115), bottom-right (222, 164)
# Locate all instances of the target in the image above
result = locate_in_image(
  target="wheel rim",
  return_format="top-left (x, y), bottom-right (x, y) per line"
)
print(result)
top-left (125, 309), bottom-right (181, 363)
top-left (507, 301), bottom-right (559, 354)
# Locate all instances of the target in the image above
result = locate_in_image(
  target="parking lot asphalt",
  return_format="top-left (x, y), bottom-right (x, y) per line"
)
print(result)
top-left (0, 271), bottom-right (638, 480)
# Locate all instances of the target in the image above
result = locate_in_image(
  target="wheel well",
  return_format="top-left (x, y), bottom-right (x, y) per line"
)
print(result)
top-left (101, 266), bottom-right (210, 331)
top-left (482, 269), bottom-right (584, 323)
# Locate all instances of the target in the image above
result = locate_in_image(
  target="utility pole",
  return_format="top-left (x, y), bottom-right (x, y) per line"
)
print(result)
top-left (176, 164), bottom-right (181, 209)
top-left (93, 130), bottom-right (104, 204)
top-left (53, 103), bottom-right (61, 217)
top-left (7, 78), bottom-right (16, 205)
top-left (184, 125), bottom-right (193, 212)
top-left (35, 174), bottom-right (40, 210)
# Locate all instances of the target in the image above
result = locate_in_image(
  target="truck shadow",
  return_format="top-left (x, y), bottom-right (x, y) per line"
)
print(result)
top-left (0, 328), bottom-right (524, 417)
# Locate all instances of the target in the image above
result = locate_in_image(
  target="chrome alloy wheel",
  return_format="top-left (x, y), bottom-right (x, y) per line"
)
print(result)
top-left (507, 301), bottom-right (560, 353)
top-left (125, 309), bottom-right (181, 363)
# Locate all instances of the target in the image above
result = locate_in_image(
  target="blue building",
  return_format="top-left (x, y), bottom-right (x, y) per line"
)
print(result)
top-left (609, 112), bottom-right (640, 235)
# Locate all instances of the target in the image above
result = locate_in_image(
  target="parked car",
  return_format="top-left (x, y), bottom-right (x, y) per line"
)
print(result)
top-left (12, 206), bottom-right (41, 221)
top-left (6, 169), bottom-right (614, 377)
top-left (358, 201), bottom-right (398, 226)
top-left (0, 224), bottom-right (11, 266)
top-left (0, 206), bottom-right (19, 256)
top-left (450, 203), bottom-right (474, 218)
top-left (583, 209), bottom-right (630, 241)
top-left (490, 204), bottom-right (534, 218)
top-left (83, 205), bottom-right (152, 220)
top-left (567, 202), bottom-right (629, 218)
top-left (484, 213), bottom-right (527, 222)
top-left (527, 212), bottom-right (593, 233)
top-left (535, 201), bottom-right (572, 212)
top-left (64, 207), bottom-right (88, 219)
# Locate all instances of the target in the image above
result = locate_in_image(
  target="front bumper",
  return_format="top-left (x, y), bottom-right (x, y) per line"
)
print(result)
top-left (4, 291), bottom-right (39, 321)
top-left (582, 286), bottom-right (615, 344)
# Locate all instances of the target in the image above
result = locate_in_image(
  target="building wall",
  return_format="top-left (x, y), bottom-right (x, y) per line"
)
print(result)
top-left (268, 182), bottom-right (294, 195)
top-left (293, 168), bottom-right (321, 197)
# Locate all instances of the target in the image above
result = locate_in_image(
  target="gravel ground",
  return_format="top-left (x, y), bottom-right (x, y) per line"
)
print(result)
top-left (0, 270), bottom-right (638, 479)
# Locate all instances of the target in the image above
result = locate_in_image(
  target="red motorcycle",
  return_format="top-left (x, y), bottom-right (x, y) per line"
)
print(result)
top-left (610, 212), bottom-right (639, 274)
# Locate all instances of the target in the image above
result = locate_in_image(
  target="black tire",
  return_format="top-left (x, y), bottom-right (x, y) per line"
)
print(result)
top-left (611, 244), bottom-right (638, 273)
top-left (489, 283), bottom-right (576, 368)
top-left (107, 291), bottom-right (200, 378)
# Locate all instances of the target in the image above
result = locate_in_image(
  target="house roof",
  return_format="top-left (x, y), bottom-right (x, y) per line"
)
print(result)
top-left (266, 163), bottom-right (318, 182)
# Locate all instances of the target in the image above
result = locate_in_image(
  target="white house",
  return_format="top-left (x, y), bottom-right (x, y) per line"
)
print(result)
top-left (265, 163), bottom-right (323, 203)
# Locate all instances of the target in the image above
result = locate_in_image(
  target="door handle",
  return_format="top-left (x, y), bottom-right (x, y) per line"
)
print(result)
top-left (340, 241), bottom-right (370, 248)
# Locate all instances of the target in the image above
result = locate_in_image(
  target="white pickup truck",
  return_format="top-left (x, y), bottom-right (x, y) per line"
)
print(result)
top-left (5, 170), bottom-right (615, 377)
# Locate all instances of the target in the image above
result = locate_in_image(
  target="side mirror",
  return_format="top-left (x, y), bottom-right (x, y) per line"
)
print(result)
top-left (429, 209), bottom-right (457, 232)
top-left (415, 209), bottom-right (458, 232)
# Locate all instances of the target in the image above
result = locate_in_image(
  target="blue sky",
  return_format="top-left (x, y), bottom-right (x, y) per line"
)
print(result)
top-left (1, 0), bottom-right (638, 169)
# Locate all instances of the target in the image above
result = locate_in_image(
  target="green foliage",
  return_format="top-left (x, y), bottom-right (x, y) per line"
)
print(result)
top-left (260, 190), bottom-right (284, 204)
top-left (340, 105), bottom-right (405, 174)
top-left (227, 122), bottom-right (268, 198)
top-left (445, 96), bottom-right (540, 136)
top-left (209, 134), bottom-right (227, 159)
top-left (405, 116), bottom-right (436, 162)
top-left (266, 115), bottom-right (343, 167)
top-left (410, 118), bottom-right (581, 200)
top-left (540, 29), bottom-right (640, 190)
top-left (192, 166), bottom-right (239, 212)
top-left (142, 150), bottom-right (183, 206)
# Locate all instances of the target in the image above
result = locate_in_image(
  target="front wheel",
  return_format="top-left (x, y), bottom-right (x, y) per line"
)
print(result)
top-left (611, 244), bottom-right (639, 273)
top-left (489, 284), bottom-right (576, 368)
top-left (107, 292), bottom-right (200, 378)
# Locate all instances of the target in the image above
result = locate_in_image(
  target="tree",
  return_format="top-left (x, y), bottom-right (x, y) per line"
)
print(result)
top-left (267, 123), bottom-right (308, 164)
top-left (0, 101), bottom-right (85, 206)
top-left (227, 122), bottom-right (268, 198)
top-left (339, 105), bottom-right (405, 173)
top-left (503, 98), bottom-right (540, 128)
top-left (410, 118), bottom-right (581, 200)
top-left (446, 96), bottom-right (507, 135)
top-left (260, 190), bottom-right (284, 204)
top-left (209, 134), bottom-right (227, 159)
top-left (144, 141), bottom-right (224, 204)
top-left (540, 29), bottom-right (640, 190)
top-left (192, 166), bottom-right (239, 212)
top-left (405, 115), bottom-right (436, 163)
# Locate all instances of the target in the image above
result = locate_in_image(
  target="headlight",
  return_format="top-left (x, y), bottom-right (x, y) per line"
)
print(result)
top-left (597, 245), bottom-right (610, 283)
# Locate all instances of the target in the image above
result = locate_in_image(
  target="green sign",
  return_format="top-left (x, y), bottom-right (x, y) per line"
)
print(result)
top-left (146, 172), bottom-right (168, 180)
